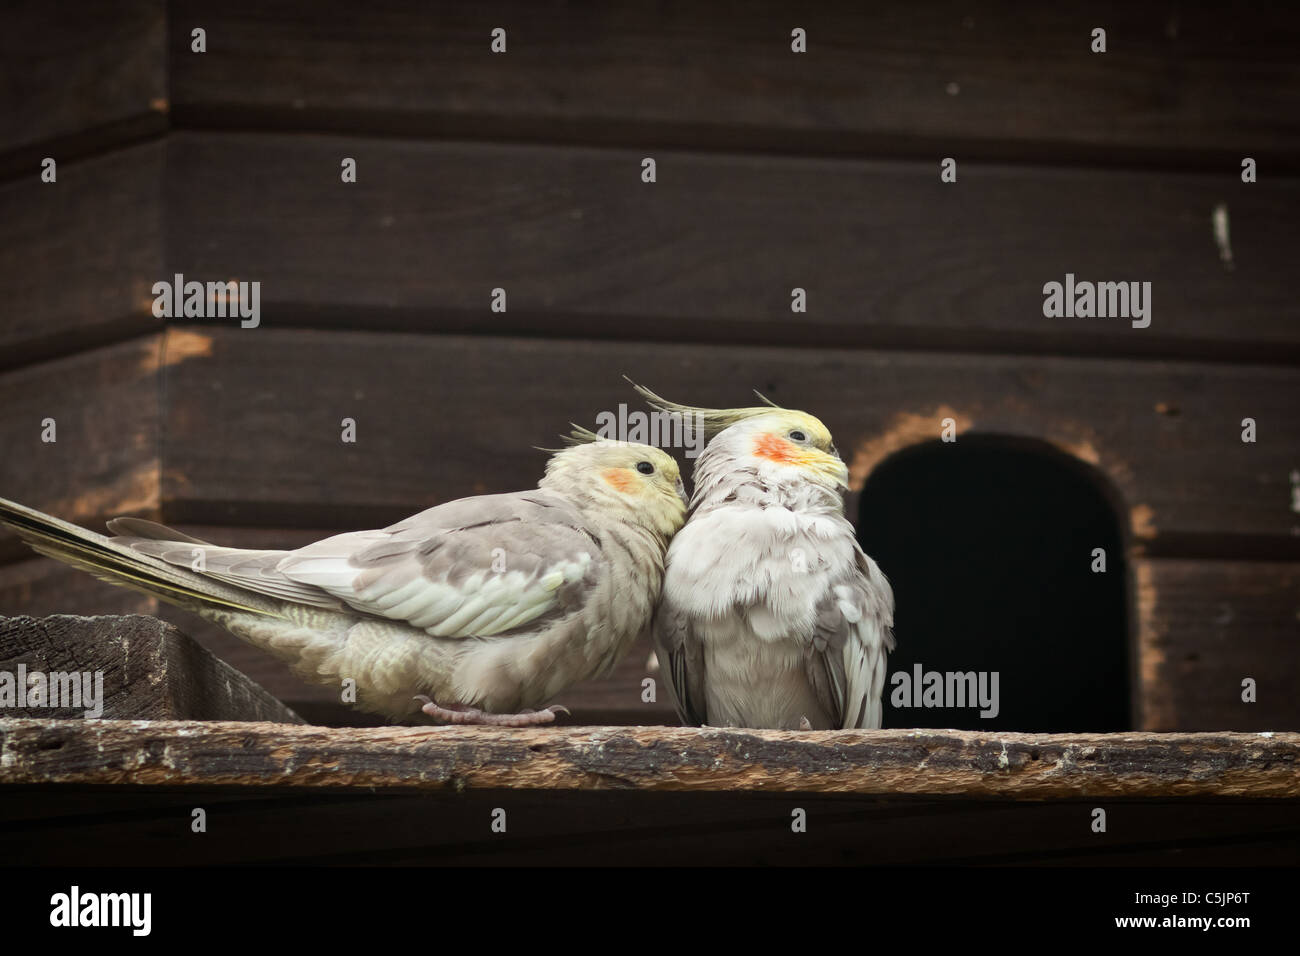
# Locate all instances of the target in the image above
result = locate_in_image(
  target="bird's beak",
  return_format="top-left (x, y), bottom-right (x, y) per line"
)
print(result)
top-left (675, 478), bottom-right (689, 507)
top-left (801, 449), bottom-right (849, 488)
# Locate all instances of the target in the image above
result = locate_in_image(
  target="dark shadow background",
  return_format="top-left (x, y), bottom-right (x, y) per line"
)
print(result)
top-left (860, 437), bottom-right (1129, 731)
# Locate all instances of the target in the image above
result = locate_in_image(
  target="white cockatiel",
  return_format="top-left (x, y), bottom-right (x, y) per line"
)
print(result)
top-left (0, 439), bottom-right (687, 725)
top-left (633, 385), bottom-right (895, 731)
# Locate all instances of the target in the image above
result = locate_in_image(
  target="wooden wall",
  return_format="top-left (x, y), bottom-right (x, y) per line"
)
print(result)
top-left (1, 1), bottom-right (1297, 729)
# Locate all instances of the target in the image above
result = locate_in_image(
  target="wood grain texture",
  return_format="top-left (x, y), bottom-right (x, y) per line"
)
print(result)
top-left (1138, 558), bottom-right (1300, 732)
top-left (1, 720), bottom-right (1295, 797)
top-left (0, 143), bottom-right (165, 365)
top-left (0, 615), bottom-right (303, 722)
top-left (158, 327), bottom-right (1300, 550)
top-left (0, 335), bottom-right (163, 560)
top-left (168, 0), bottom-right (1300, 167)
top-left (165, 132), bottom-right (1300, 360)
top-left (0, 0), bottom-right (166, 171)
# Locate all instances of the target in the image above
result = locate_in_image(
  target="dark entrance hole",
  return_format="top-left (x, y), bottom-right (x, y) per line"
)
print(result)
top-left (857, 436), bottom-right (1130, 732)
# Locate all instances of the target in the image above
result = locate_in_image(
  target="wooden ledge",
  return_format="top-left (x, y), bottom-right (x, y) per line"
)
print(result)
top-left (0, 720), bottom-right (1295, 798)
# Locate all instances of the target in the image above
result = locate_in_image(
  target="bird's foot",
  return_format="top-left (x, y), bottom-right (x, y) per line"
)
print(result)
top-left (414, 695), bottom-right (570, 727)
top-left (798, 715), bottom-right (814, 731)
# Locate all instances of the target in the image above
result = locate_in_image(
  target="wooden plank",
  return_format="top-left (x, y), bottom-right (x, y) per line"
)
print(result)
top-left (0, 615), bottom-right (303, 722)
top-left (0, 335), bottom-right (163, 559)
top-left (159, 328), bottom-right (1300, 550)
top-left (0, 0), bottom-right (166, 174)
top-left (1138, 558), bottom-right (1300, 732)
top-left (0, 143), bottom-right (165, 365)
top-left (166, 133), bottom-right (1300, 360)
top-left (1, 721), bottom-right (1296, 797)
top-left (169, 0), bottom-right (1300, 167)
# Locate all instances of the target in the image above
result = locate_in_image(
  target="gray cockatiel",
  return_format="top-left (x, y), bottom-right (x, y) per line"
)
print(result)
top-left (633, 385), bottom-right (895, 731)
top-left (0, 439), bottom-right (687, 725)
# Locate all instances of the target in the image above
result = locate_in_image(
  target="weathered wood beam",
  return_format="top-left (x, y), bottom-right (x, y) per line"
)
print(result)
top-left (0, 0), bottom-right (166, 176)
top-left (0, 335), bottom-right (164, 561)
top-left (165, 133), bottom-right (1300, 360)
top-left (0, 143), bottom-right (165, 365)
top-left (0, 721), bottom-right (1294, 798)
top-left (168, 1), bottom-right (1300, 167)
top-left (0, 615), bottom-right (302, 723)
top-left (1137, 558), bottom-right (1300, 731)
top-left (159, 327), bottom-right (1300, 551)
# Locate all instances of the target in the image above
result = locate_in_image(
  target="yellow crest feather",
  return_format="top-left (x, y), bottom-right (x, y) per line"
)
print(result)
top-left (624, 376), bottom-right (787, 439)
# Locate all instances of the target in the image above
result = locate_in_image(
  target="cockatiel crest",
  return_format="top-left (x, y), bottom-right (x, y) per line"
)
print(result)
top-left (631, 382), bottom-right (896, 731)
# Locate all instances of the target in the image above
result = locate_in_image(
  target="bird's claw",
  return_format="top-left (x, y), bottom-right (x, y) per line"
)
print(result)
top-left (414, 695), bottom-right (569, 727)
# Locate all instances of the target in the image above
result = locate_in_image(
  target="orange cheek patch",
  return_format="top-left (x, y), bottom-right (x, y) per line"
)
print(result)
top-left (601, 468), bottom-right (638, 493)
top-left (753, 433), bottom-right (799, 464)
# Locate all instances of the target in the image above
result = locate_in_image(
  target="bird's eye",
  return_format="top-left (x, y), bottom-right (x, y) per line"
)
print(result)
top-left (636, 461), bottom-right (655, 475)
top-left (789, 430), bottom-right (807, 442)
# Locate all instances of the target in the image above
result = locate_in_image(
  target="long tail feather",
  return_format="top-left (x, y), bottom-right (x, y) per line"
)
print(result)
top-left (0, 496), bottom-right (281, 618)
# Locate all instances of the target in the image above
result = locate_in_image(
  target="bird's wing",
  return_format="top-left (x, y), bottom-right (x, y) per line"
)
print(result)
top-left (277, 491), bottom-right (603, 637)
top-left (113, 491), bottom-right (605, 638)
top-left (653, 602), bottom-right (708, 726)
top-left (804, 546), bottom-right (896, 729)
top-left (107, 517), bottom-right (346, 609)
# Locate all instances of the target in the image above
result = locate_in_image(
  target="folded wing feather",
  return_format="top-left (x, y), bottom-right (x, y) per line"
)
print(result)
top-left (113, 491), bottom-right (604, 638)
